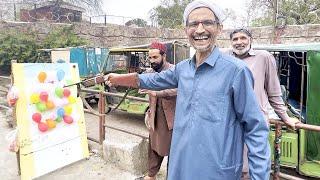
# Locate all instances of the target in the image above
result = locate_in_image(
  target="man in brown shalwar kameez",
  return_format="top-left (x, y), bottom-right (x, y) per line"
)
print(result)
top-left (139, 42), bottom-right (177, 180)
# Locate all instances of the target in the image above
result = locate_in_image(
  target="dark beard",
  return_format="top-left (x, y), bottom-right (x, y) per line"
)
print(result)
top-left (151, 59), bottom-right (164, 72)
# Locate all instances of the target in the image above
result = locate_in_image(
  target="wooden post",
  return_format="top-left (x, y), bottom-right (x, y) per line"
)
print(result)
top-left (273, 122), bottom-right (282, 180)
top-left (98, 91), bottom-right (106, 144)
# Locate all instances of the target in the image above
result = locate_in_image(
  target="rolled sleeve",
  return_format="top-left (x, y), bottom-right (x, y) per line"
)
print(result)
top-left (139, 66), bottom-right (178, 91)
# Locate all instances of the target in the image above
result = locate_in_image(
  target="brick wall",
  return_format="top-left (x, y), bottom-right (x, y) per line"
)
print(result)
top-left (0, 21), bottom-right (319, 48)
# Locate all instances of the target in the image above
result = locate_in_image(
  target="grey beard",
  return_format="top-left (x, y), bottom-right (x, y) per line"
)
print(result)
top-left (232, 45), bottom-right (251, 56)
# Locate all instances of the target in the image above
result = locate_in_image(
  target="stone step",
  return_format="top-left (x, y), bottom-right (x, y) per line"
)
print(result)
top-left (103, 127), bottom-right (149, 176)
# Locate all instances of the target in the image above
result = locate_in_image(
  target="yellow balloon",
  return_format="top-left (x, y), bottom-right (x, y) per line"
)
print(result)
top-left (30, 93), bottom-right (40, 104)
top-left (68, 96), bottom-right (76, 104)
top-left (64, 105), bottom-right (73, 115)
top-left (38, 71), bottom-right (47, 83)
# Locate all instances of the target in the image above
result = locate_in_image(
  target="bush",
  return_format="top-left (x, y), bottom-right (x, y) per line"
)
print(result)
top-left (42, 26), bottom-right (87, 49)
top-left (0, 25), bottom-right (88, 65)
top-left (0, 31), bottom-right (38, 65)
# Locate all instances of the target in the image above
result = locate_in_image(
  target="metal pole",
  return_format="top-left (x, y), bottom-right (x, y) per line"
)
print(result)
top-left (104, 15), bottom-right (107, 26)
top-left (14, 3), bottom-right (16, 21)
top-left (269, 119), bottom-right (320, 132)
top-left (89, 17), bottom-right (92, 24)
top-left (299, 52), bottom-right (305, 122)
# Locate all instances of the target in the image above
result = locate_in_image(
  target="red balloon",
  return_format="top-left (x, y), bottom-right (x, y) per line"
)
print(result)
top-left (63, 115), bottom-right (73, 124)
top-left (32, 113), bottom-right (42, 123)
top-left (63, 89), bottom-right (71, 97)
top-left (40, 92), bottom-right (49, 102)
top-left (38, 122), bottom-right (48, 132)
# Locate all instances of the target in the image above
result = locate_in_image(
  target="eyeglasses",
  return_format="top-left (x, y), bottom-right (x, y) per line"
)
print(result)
top-left (187, 20), bottom-right (217, 29)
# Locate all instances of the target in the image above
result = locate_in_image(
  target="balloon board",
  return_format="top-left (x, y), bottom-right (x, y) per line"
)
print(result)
top-left (12, 63), bottom-right (89, 180)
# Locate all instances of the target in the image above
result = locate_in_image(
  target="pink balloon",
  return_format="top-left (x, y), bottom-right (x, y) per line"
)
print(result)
top-left (32, 113), bottom-right (42, 123)
top-left (40, 91), bottom-right (49, 102)
top-left (63, 89), bottom-right (71, 97)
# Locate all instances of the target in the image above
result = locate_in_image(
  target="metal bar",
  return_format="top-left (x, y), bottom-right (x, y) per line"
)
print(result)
top-left (87, 137), bottom-right (100, 143)
top-left (273, 123), bottom-right (282, 180)
top-left (105, 125), bottom-right (148, 139)
top-left (271, 171), bottom-right (306, 180)
top-left (104, 14), bottom-right (107, 26)
top-left (0, 76), bottom-right (11, 79)
top-left (81, 88), bottom-right (148, 102)
top-left (269, 119), bottom-right (320, 132)
top-left (83, 109), bottom-right (104, 117)
top-left (278, 172), bottom-right (306, 180)
top-left (299, 52), bottom-right (305, 122)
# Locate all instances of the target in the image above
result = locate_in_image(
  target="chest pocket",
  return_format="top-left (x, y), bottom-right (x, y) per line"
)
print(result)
top-left (199, 93), bottom-right (227, 124)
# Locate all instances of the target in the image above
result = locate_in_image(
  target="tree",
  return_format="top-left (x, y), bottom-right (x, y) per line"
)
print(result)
top-left (125, 18), bottom-right (148, 27)
top-left (42, 26), bottom-right (87, 49)
top-left (247, 0), bottom-right (320, 27)
top-left (0, 31), bottom-right (39, 65)
top-left (149, 0), bottom-right (193, 29)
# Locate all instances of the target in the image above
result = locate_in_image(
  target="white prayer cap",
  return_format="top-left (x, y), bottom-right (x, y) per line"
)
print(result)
top-left (183, 0), bottom-right (226, 26)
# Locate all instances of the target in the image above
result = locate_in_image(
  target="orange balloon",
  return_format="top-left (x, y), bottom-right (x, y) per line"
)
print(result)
top-left (38, 72), bottom-right (47, 83)
top-left (46, 119), bottom-right (56, 129)
top-left (46, 100), bottom-right (55, 110)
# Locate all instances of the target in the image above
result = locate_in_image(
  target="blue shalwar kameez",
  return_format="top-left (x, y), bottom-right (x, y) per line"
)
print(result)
top-left (138, 47), bottom-right (271, 180)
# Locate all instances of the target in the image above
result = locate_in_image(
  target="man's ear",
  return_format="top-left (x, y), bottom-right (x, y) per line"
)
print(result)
top-left (163, 54), bottom-right (167, 62)
top-left (217, 24), bottom-right (223, 34)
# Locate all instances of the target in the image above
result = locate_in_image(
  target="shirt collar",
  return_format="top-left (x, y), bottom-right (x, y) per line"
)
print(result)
top-left (190, 47), bottom-right (220, 67)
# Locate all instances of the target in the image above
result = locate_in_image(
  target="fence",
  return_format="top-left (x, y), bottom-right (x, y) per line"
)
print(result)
top-left (0, 2), bottom-right (158, 27)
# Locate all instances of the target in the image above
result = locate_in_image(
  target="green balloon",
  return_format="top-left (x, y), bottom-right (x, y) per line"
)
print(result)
top-left (55, 87), bottom-right (63, 98)
top-left (55, 117), bottom-right (62, 123)
top-left (36, 103), bottom-right (47, 112)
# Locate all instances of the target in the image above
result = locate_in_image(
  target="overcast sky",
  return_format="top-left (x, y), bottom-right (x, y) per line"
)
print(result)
top-left (102, 0), bottom-right (248, 28)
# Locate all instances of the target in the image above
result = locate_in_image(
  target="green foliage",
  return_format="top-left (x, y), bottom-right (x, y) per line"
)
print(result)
top-left (0, 26), bottom-right (87, 65)
top-left (248, 0), bottom-right (320, 27)
top-left (125, 18), bottom-right (148, 27)
top-left (150, 0), bottom-right (193, 29)
top-left (0, 31), bottom-right (38, 65)
top-left (42, 26), bottom-right (87, 49)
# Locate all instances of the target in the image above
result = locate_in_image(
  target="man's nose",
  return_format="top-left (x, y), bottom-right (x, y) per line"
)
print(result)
top-left (195, 23), bottom-right (205, 33)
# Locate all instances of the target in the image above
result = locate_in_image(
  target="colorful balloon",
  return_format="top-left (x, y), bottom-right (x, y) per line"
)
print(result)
top-left (32, 113), bottom-right (42, 123)
top-left (63, 88), bottom-right (71, 97)
top-left (57, 108), bottom-right (65, 117)
top-left (30, 93), bottom-right (40, 104)
top-left (40, 91), bottom-right (49, 102)
top-left (64, 105), bottom-right (73, 115)
top-left (68, 96), bottom-right (76, 104)
top-left (46, 100), bottom-right (55, 110)
top-left (57, 69), bottom-right (65, 81)
top-left (63, 115), bottom-right (73, 124)
top-left (55, 117), bottom-right (62, 123)
top-left (46, 119), bottom-right (56, 129)
top-left (36, 103), bottom-right (47, 112)
top-left (38, 72), bottom-right (47, 83)
top-left (38, 122), bottom-right (48, 132)
top-left (55, 87), bottom-right (64, 98)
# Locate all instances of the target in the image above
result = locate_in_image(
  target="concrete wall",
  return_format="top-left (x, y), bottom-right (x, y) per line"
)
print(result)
top-left (0, 21), bottom-right (320, 48)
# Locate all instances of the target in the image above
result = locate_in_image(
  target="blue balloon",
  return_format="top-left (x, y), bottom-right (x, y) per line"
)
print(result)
top-left (57, 108), bottom-right (65, 117)
top-left (57, 69), bottom-right (65, 81)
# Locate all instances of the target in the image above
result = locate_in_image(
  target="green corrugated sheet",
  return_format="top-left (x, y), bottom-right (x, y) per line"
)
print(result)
top-left (306, 51), bottom-right (320, 161)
